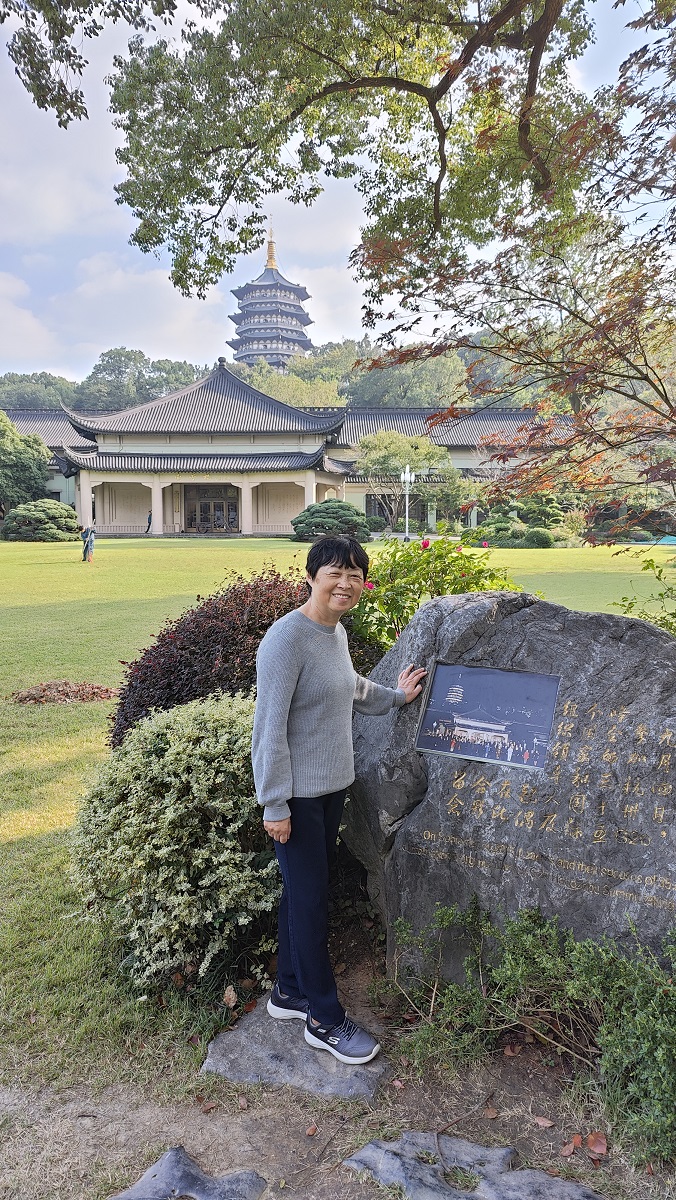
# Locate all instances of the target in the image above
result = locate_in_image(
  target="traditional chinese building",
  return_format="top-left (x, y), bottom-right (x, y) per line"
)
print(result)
top-left (227, 234), bottom-right (313, 369)
top-left (8, 370), bottom-right (544, 536)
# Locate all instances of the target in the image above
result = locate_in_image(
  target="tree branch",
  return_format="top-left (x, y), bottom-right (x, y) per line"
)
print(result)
top-left (517, 0), bottom-right (565, 190)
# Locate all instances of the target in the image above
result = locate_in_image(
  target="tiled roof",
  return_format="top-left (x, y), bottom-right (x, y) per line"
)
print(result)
top-left (232, 266), bottom-right (310, 302)
top-left (5, 410), bottom-right (97, 449)
top-left (58, 448), bottom-right (328, 473)
top-left (338, 408), bottom-right (546, 448)
top-left (61, 363), bottom-right (343, 437)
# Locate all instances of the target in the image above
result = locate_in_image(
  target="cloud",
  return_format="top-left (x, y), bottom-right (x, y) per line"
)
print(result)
top-left (45, 253), bottom-right (230, 372)
top-left (0, 273), bottom-right (61, 365)
top-left (0, 30), bottom-right (130, 247)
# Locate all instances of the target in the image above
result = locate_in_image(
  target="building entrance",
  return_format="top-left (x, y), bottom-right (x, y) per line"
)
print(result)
top-left (185, 485), bottom-right (239, 534)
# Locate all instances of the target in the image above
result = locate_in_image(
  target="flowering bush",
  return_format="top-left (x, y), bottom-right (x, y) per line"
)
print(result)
top-left (351, 536), bottom-right (517, 645)
top-left (74, 692), bottom-right (280, 987)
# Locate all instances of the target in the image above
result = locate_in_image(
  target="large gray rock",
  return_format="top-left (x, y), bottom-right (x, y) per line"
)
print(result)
top-left (202, 992), bottom-right (389, 1098)
top-left (109, 1145), bottom-right (265, 1199)
top-left (344, 1131), bottom-right (605, 1199)
top-left (345, 593), bottom-right (676, 974)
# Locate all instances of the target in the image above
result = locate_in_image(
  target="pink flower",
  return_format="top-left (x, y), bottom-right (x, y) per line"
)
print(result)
top-left (421, 539), bottom-right (430, 549)
top-left (482, 540), bottom-right (489, 547)
top-left (364, 580), bottom-right (375, 590)
top-left (455, 545), bottom-right (463, 553)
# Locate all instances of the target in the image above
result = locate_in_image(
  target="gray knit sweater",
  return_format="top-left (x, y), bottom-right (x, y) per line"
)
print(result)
top-left (252, 609), bottom-right (405, 821)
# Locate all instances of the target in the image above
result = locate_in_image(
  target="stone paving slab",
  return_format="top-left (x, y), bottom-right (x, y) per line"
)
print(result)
top-left (109, 1144), bottom-right (266, 1200)
top-left (344, 1131), bottom-right (606, 1200)
top-left (202, 992), bottom-right (389, 1099)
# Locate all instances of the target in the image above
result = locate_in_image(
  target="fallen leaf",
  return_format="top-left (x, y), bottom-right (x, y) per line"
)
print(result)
top-left (171, 971), bottom-right (185, 988)
top-left (195, 1094), bottom-right (205, 1104)
top-left (586, 1132), bottom-right (607, 1156)
top-left (647, 1163), bottom-right (654, 1176)
top-left (573, 1134), bottom-right (583, 1148)
top-left (243, 999), bottom-right (257, 1013)
top-left (546, 1169), bottom-right (561, 1177)
top-left (238, 1095), bottom-right (248, 1110)
top-left (533, 1116), bottom-right (556, 1128)
top-left (223, 985), bottom-right (237, 1008)
top-left (483, 1106), bottom-right (499, 1119)
top-left (503, 1043), bottom-right (522, 1056)
top-left (391, 1079), bottom-right (405, 1090)
top-left (402, 1013), bottom-right (418, 1023)
top-left (187, 1034), bottom-right (200, 1047)
top-left (279, 1180), bottom-right (285, 1189)
top-left (239, 977), bottom-right (255, 991)
top-left (590, 1157), bottom-right (601, 1168)
top-left (306, 1123), bottom-right (318, 1136)
top-left (524, 1032), bottom-right (535, 1043)
top-left (201, 1101), bottom-right (217, 1113)
top-left (560, 1139), bottom-right (579, 1157)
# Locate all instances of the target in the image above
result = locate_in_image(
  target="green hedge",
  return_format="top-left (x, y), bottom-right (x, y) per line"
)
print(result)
top-left (74, 693), bottom-right (279, 987)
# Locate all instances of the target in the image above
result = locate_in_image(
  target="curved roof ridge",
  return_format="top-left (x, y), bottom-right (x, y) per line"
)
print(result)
top-left (59, 367), bottom-right (217, 429)
top-left (60, 362), bottom-right (345, 437)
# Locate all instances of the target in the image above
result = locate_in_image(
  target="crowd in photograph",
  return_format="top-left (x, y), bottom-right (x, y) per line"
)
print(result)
top-left (422, 720), bottom-right (545, 767)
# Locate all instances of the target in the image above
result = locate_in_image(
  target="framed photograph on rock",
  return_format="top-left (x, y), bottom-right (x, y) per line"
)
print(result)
top-left (415, 663), bottom-right (561, 770)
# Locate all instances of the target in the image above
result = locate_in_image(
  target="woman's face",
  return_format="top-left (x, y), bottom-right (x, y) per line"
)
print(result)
top-left (306, 560), bottom-right (366, 617)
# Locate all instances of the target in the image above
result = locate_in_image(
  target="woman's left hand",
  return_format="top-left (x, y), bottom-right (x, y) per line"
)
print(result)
top-left (397, 663), bottom-right (427, 702)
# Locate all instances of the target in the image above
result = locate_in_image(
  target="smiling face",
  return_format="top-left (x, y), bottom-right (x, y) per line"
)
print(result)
top-left (305, 559), bottom-right (366, 623)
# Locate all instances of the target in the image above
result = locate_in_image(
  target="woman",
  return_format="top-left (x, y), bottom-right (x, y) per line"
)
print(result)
top-left (252, 534), bottom-right (426, 1065)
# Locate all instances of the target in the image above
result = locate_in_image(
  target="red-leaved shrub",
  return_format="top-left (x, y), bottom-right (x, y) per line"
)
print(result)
top-left (110, 567), bottom-right (383, 746)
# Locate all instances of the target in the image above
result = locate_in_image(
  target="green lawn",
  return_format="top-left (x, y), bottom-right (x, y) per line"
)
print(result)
top-left (0, 537), bottom-right (673, 1092)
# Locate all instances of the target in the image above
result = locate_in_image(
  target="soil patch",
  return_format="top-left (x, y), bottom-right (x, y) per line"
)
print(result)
top-left (10, 680), bottom-right (120, 704)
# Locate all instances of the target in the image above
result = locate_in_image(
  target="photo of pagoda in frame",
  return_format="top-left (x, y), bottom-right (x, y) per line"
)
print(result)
top-left (415, 664), bottom-right (561, 770)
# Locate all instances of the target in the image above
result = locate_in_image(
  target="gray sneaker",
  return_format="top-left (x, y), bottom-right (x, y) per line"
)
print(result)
top-left (304, 1015), bottom-right (380, 1064)
top-left (267, 982), bottom-right (309, 1021)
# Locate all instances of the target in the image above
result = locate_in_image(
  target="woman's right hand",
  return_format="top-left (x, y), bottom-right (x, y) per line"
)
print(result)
top-left (264, 817), bottom-right (291, 843)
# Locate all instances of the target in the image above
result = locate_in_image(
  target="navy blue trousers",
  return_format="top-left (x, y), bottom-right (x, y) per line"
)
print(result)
top-left (274, 789), bottom-right (346, 1027)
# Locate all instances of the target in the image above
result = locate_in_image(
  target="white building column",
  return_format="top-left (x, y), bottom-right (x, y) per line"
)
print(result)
top-left (240, 482), bottom-right (254, 535)
top-left (304, 471), bottom-right (316, 510)
top-left (151, 476), bottom-right (164, 535)
top-left (78, 470), bottom-right (93, 527)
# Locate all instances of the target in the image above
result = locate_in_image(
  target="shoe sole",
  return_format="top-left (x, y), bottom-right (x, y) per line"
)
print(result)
top-left (267, 997), bottom-right (308, 1020)
top-left (304, 1027), bottom-right (381, 1064)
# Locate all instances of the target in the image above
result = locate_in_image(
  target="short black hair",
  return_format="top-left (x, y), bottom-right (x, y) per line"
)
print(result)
top-left (306, 535), bottom-right (369, 581)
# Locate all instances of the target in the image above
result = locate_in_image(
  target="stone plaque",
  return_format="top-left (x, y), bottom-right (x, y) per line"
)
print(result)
top-left (344, 593), bottom-right (676, 976)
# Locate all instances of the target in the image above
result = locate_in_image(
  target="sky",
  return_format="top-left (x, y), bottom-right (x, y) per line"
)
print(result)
top-left (0, 0), bottom-right (645, 382)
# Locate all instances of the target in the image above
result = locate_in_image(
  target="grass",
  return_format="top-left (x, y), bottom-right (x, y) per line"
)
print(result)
top-left (0, 536), bottom-right (673, 1094)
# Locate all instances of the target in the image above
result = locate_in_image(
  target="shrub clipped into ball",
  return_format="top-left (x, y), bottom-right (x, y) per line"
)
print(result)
top-left (291, 499), bottom-right (371, 542)
top-left (74, 692), bottom-right (279, 987)
top-left (522, 526), bottom-right (555, 548)
top-left (111, 566), bottom-right (382, 746)
top-left (1, 498), bottom-right (80, 541)
top-left (365, 514), bottom-right (387, 532)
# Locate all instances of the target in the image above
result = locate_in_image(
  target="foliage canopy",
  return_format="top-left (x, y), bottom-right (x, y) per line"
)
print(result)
top-left (0, 412), bottom-right (50, 515)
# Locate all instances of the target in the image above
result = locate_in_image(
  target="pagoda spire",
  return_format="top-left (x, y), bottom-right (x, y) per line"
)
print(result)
top-left (266, 228), bottom-right (278, 270)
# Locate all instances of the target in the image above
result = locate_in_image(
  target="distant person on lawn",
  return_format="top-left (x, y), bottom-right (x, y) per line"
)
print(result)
top-left (252, 534), bottom-right (426, 1065)
top-left (80, 525), bottom-right (95, 562)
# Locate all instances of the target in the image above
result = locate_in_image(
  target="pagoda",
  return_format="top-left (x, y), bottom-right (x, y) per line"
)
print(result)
top-left (227, 232), bottom-right (314, 369)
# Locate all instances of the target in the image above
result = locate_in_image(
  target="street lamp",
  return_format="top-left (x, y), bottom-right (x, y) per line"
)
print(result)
top-left (400, 463), bottom-right (416, 542)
